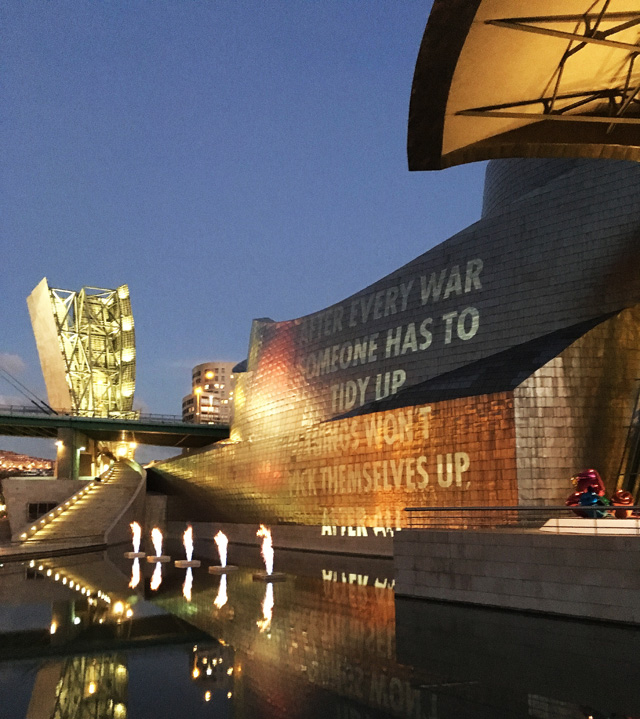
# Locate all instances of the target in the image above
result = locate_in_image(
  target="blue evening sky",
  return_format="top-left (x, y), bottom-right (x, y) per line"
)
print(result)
top-left (1, 1), bottom-right (486, 461)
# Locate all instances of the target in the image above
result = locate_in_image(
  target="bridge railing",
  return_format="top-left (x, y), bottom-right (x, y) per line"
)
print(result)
top-left (0, 404), bottom-right (227, 427)
top-left (403, 505), bottom-right (640, 534)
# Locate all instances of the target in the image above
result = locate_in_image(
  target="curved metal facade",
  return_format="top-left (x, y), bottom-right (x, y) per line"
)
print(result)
top-left (158, 159), bottom-right (640, 527)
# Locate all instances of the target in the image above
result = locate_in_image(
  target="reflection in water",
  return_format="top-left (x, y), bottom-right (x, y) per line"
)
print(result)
top-left (129, 558), bottom-right (141, 589)
top-left (183, 567), bottom-right (193, 602)
top-left (35, 654), bottom-right (128, 719)
top-left (191, 644), bottom-right (235, 702)
top-left (1, 550), bottom-right (639, 719)
top-left (150, 561), bottom-right (162, 591)
top-left (154, 556), bottom-right (640, 719)
top-left (213, 574), bottom-right (228, 609)
top-left (256, 582), bottom-right (273, 634)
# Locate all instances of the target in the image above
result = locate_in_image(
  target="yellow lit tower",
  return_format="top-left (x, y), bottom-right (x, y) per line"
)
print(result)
top-left (28, 278), bottom-right (137, 418)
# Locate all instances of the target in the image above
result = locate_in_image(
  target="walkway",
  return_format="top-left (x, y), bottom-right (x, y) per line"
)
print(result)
top-left (0, 461), bottom-right (145, 561)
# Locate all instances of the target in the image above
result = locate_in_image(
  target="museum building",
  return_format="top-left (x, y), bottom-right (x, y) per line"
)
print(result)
top-left (156, 157), bottom-right (640, 528)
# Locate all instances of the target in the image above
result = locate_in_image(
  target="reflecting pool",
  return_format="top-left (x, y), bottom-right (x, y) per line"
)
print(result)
top-left (0, 543), bottom-right (638, 718)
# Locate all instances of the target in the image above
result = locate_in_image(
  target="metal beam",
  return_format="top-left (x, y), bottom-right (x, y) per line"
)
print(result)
top-left (457, 110), bottom-right (640, 124)
top-left (487, 17), bottom-right (640, 53)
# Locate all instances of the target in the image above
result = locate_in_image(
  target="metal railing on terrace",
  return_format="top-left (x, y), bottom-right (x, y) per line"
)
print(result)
top-left (404, 505), bottom-right (640, 534)
top-left (0, 404), bottom-right (225, 426)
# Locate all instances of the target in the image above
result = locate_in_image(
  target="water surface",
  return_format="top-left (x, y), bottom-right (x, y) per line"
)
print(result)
top-left (0, 544), bottom-right (638, 718)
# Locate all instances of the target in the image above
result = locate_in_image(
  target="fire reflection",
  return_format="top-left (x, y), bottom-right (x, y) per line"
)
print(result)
top-left (150, 562), bottom-right (162, 591)
top-left (129, 558), bottom-right (140, 589)
top-left (183, 567), bottom-right (193, 602)
top-left (256, 582), bottom-right (273, 634)
top-left (214, 574), bottom-right (228, 609)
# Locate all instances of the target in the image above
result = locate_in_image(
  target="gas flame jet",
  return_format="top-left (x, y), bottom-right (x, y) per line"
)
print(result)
top-left (131, 522), bottom-right (142, 553)
top-left (214, 574), bottom-right (228, 609)
top-left (214, 531), bottom-right (228, 568)
top-left (183, 567), bottom-right (193, 602)
top-left (209, 530), bottom-right (236, 574)
top-left (184, 526), bottom-right (194, 562)
top-left (150, 562), bottom-right (162, 591)
top-left (147, 527), bottom-right (170, 563)
top-left (129, 558), bottom-right (141, 589)
top-left (256, 583), bottom-right (274, 633)
top-left (125, 521), bottom-right (145, 558)
top-left (175, 525), bottom-right (201, 568)
top-left (257, 525), bottom-right (273, 575)
top-left (152, 527), bottom-right (163, 558)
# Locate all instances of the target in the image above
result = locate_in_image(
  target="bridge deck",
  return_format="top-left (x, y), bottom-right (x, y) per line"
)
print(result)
top-left (0, 406), bottom-right (229, 447)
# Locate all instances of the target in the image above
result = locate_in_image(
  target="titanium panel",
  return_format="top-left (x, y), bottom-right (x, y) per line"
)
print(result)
top-left (158, 159), bottom-right (640, 525)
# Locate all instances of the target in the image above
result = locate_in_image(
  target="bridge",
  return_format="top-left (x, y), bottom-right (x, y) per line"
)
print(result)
top-left (0, 404), bottom-right (229, 448)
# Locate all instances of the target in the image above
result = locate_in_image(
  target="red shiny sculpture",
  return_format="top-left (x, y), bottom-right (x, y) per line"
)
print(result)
top-left (610, 489), bottom-right (634, 519)
top-left (566, 468), bottom-right (609, 517)
top-left (572, 468), bottom-right (606, 496)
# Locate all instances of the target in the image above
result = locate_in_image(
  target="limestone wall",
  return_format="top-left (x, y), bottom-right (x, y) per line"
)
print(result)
top-left (394, 528), bottom-right (640, 624)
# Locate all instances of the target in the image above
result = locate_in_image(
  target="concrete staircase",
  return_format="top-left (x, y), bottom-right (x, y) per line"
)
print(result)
top-left (20, 461), bottom-right (144, 550)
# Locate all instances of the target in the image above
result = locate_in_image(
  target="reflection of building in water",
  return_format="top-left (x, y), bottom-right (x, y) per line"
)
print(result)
top-left (152, 564), bottom-right (638, 719)
top-left (190, 643), bottom-right (235, 701)
top-left (156, 569), bottom-right (425, 719)
top-left (27, 654), bottom-right (128, 719)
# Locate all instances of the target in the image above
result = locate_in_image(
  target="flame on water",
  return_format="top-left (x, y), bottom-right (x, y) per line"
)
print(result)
top-left (214, 574), bottom-right (228, 609)
top-left (130, 521), bottom-right (142, 553)
top-left (256, 582), bottom-right (273, 633)
top-left (129, 558), bottom-right (141, 589)
top-left (257, 524), bottom-right (273, 575)
top-left (151, 527), bottom-right (163, 557)
top-left (183, 567), bottom-right (193, 602)
top-left (150, 562), bottom-right (162, 591)
top-left (184, 526), bottom-right (194, 562)
top-left (214, 531), bottom-right (228, 568)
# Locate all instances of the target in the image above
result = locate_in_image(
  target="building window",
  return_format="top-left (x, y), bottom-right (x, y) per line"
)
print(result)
top-left (27, 502), bottom-right (57, 521)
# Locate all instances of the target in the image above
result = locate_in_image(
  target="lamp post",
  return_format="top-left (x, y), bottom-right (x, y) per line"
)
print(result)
top-left (194, 386), bottom-right (202, 423)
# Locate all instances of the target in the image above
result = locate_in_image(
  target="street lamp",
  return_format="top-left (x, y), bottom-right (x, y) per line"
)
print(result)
top-left (194, 386), bottom-right (202, 422)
